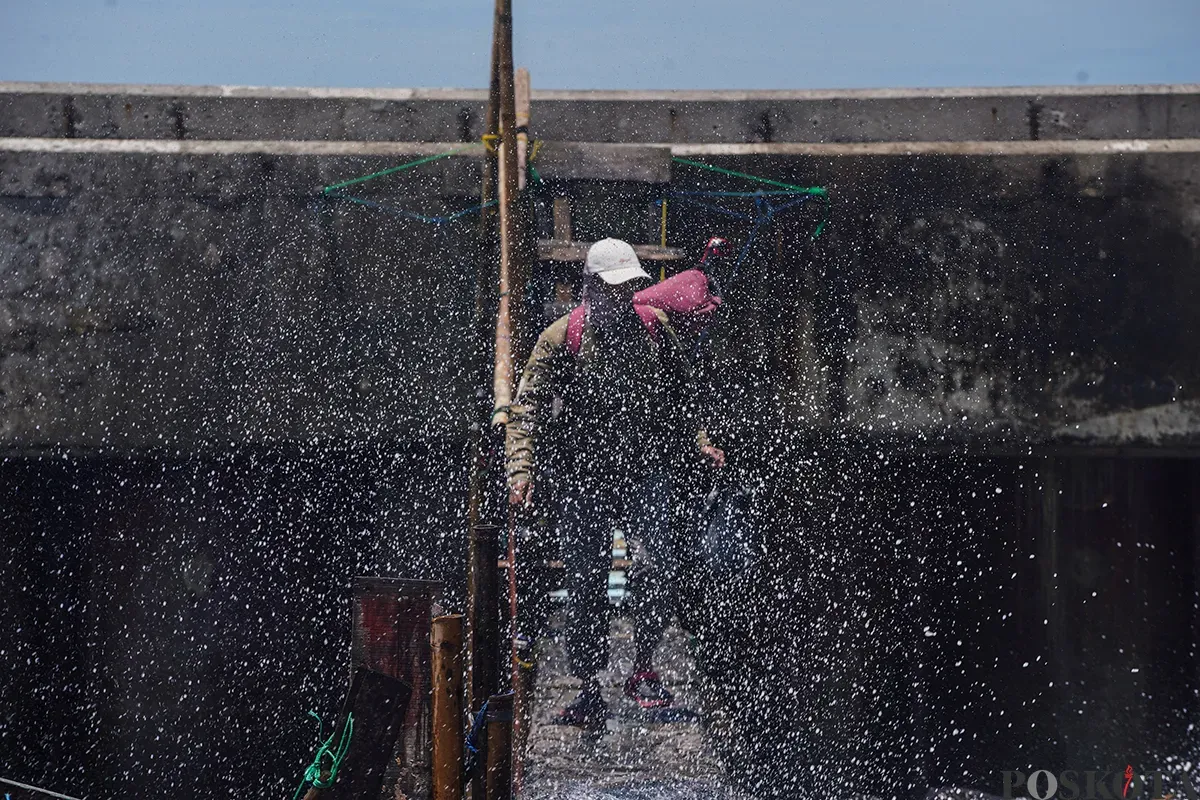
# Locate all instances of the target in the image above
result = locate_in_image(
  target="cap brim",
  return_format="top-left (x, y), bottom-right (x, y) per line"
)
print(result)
top-left (596, 265), bottom-right (650, 284)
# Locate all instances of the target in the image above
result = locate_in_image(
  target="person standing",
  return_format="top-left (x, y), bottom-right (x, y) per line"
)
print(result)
top-left (506, 237), bottom-right (725, 727)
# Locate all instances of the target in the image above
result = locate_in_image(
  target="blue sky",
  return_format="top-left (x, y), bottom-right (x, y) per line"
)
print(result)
top-left (2, 0), bottom-right (1197, 90)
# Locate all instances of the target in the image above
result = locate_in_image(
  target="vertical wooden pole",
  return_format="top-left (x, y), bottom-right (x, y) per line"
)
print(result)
top-left (515, 67), bottom-right (531, 191)
top-left (508, 64), bottom-right (536, 798)
top-left (431, 615), bottom-right (464, 800)
top-left (467, 524), bottom-right (500, 800)
top-left (484, 693), bottom-right (514, 800)
top-left (466, 0), bottom-right (504, 534)
top-left (468, 526), bottom-right (501, 707)
top-left (467, 4), bottom-right (511, 798)
top-left (491, 0), bottom-right (519, 426)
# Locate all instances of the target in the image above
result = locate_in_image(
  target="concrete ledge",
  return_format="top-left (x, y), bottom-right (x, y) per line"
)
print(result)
top-left (6, 137), bottom-right (1200, 158)
top-left (4, 81), bottom-right (1197, 144)
top-left (4, 80), bottom-right (1198, 100)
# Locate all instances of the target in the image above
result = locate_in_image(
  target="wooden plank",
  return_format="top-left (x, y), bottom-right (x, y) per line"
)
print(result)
top-left (323, 668), bottom-right (414, 800)
top-left (552, 197), bottom-right (572, 240)
top-left (537, 239), bottom-right (684, 262)
top-left (499, 558), bottom-right (630, 570)
top-left (531, 141), bottom-right (672, 183)
top-left (350, 577), bottom-right (441, 800)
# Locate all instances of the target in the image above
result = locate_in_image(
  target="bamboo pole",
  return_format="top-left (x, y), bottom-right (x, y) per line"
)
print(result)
top-left (467, 524), bottom-right (501, 800)
top-left (491, 0), bottom-right (519, 426)
top-left (515, 67), bottom-right (531, 191)
top-left (507, 63), bottom-right (535, 797)
top-left (484, 693), bottom-right (514, 800)
top-left (466, 0), bottom-right (504, 534)
top-left (467, 5), bottom-right (509, 798)
top-left (432, 615), bottom-right (465, 800)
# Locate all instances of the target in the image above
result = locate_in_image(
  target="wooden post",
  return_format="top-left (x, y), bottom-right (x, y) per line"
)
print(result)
top-left (431, 615), bottom-right (465, 800)
top-left (466, 0), bottom-right (504, 534)
top-left (484, 693), bottom-right (514, 800)
top-left (468, 526), bottom-right (501, 706)
top-left (467, 524), bottom-right (500, 800)
top-left (515, 67), bottom-right (531, 191)
top-left (491, 0), bottom-right (519, 426)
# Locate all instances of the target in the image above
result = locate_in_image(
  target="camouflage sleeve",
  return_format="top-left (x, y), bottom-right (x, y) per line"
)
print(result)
top-left (506, 314), bottom-right (571, 487)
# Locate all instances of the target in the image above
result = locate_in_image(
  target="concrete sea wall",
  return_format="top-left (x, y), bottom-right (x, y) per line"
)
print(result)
top-left (2, 82), bottom-right (1199, 799)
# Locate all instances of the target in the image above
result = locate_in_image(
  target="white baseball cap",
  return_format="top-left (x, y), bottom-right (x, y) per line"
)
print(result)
top-left (584, 238), bottom-right (650, 285)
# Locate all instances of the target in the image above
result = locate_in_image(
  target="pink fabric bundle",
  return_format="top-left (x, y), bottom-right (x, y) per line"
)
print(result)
top-left (566, 269), bottom-right (722, 354)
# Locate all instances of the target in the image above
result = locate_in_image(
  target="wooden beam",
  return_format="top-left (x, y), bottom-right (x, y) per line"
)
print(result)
top-left (531, 141), bottom-right (673, 183)
top-left (552, 197), bottom-right (572, 241)
top-left (537, 239), bottom-right (684, 262)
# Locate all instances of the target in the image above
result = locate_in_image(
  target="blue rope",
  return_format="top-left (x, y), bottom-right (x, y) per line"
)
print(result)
top-left (662, 189), bottom-right (820, 288)
top-left (463, 699), bottom-right (490, 778)
top-left (672, 191), bottom-right (818, 362)
top-left (668, 195), bottom-right (757, 221)
top-left (669, 189), bottom-right (821, 198)
top-left (324, 191), bottom-right (498, 225)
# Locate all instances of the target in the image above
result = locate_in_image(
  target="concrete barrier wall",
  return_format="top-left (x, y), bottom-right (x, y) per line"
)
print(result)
top-left (4, 82), bottom-right (1199, 143)
top-left (1, 148), bottom-right (483, 448)
top-left (2, 82), bottom-right (1198, 452)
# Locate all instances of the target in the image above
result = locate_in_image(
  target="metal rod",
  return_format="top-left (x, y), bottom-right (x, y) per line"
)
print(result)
top-left (484, 693), bottom-right (514, 800)
top-left (0, 776), bottom-right (85, 800)
top-left (432, 615), bottom-right (465, 800)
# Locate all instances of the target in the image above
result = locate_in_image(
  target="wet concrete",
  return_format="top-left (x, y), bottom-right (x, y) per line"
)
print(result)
top-left (522, 616), bottom-right (751, 800)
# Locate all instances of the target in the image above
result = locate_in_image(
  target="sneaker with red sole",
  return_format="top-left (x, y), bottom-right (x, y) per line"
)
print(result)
top-left (624, 670), bottom-right (674, 709)
top-left (552, 685), bottom-right (609, 729)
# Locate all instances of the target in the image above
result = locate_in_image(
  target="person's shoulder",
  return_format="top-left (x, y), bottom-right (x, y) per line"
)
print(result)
top-left (537, 312), bottom-right (574, 348)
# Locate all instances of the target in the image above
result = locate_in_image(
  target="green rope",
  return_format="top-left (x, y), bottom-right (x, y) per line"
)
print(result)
top-left (322, 144), bottom-right (475, 195)
top-left (672, 157), bottom-right (827, 196)
top-left (290, 711), bottom-right (355, 800)
top-left (673, 157), bottom-right (830, 238)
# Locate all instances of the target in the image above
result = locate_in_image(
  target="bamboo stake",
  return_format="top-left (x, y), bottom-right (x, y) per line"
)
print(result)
top-left (467, 5), bottom-right (509, 798)
top-left (431, 615), bottom-right (465, 800)
top-left (515, 67), bottom-right (531, 191)
top-left (467, 525), bottom-right (501, 782)
top-left (491, 0), bottom-right (519, 426)
top-left (466, 0), bottom-right (503, 534)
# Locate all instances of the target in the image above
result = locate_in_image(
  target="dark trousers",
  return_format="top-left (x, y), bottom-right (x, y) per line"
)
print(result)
top-left (558, 470), bottom-right (678, 681)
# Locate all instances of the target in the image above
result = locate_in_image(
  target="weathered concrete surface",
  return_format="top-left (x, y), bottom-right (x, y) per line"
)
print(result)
top-left (2, 142), bottom-right (1198, 450)
top-left (664, 148), bottom-right (1200, 451)
top-left (523, 618), bottom-right (750, 800)
top-left (0, 149), bottom-right (483, 447)
top-left (2, 82), bottom-right (1197, 451)
top-left (0, 443), bottom-right (469, 800)
top-left (4, 82), bottom-right (1200, 144)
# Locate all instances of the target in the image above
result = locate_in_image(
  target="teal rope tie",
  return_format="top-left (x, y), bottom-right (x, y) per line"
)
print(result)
top-left (290, 710), bottom-right (355, 800)
top-left (322, 144), bottom-right (475, 195)
top-left (671, 156), bottom-right (829, 238)
top-left (319, 143), bottom-right (497, 225)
